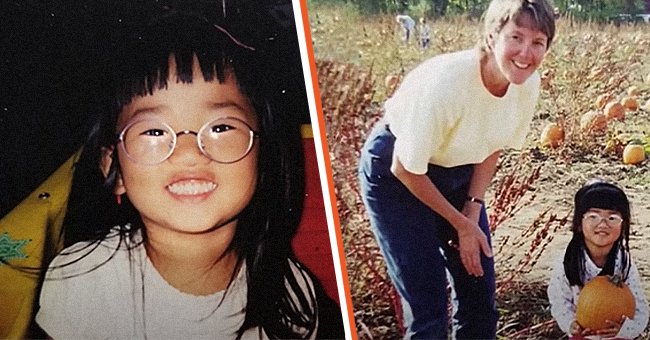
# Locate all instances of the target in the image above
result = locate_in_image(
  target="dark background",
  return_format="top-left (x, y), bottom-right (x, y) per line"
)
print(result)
top-left (0, 0), bottom-right (310, 217)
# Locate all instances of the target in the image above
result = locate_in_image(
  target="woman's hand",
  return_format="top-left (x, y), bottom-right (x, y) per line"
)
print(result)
top-left (390, 155), bottom-right (493, 277)
top-left (455, 213), bottom-right (492, 277)
top-left (455, 150), bottom-right (498, 277)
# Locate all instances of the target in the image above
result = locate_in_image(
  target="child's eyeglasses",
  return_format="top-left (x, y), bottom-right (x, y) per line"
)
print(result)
top-left (582, 212), bottom-right (624, 227)
top-left (117, 117), bottom-right (259, 165)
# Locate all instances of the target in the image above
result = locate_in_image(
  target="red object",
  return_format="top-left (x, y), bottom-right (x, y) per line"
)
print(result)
top-left (293, 130), bottom-right (339, 303)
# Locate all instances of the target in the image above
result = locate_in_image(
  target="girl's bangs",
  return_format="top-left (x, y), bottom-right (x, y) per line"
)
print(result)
top-left (580, 186), bottom-right (628, 214)
top-left (111, 12), bottom-right (252, 107)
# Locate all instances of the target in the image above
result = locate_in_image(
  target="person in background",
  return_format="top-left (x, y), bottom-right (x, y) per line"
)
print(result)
top-left (396, 14), bottom-right (416, 44)
top-left (548, 180), bottom-right (648, 339)
top-left (359, 0), bottom-right (556, 338)
top-left (418, 17), bottom-right (431, 49)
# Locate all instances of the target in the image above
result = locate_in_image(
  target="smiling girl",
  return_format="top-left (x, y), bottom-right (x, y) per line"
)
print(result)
top-left (34, 8), bottom-right (342, 339)
top-left (548, 180), bottom-right (648, 339)
top-left (358, 0), bottom-right (555, 337)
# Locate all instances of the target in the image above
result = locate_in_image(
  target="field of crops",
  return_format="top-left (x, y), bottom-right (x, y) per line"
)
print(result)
top-left (308, 4), bottom-right (650, 339)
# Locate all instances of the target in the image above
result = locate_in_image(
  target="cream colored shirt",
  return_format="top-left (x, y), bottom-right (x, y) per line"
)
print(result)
top-left (384, 48), bottom-right (540, 174)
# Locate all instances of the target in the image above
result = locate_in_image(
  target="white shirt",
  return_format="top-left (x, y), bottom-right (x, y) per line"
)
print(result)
top-left (36, 227), bottom-right (317, 339)
top-left (547, 248), bottom-right (649, 339)
top-left (384, 49), bottom-right (539, 173)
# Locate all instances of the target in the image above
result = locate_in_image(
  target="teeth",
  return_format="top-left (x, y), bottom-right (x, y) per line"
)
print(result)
top-left (513, 61), bottom-right (529, 69)
top-left (167, 181), bottom-right (216, 195)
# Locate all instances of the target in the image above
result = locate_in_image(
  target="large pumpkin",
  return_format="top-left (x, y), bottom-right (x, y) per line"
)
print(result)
top-left (576, 274), bottom-right (636, 331)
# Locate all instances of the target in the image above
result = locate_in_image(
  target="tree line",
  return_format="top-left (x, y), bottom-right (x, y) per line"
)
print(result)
top-left (310, 0), bottom-right (650, 21)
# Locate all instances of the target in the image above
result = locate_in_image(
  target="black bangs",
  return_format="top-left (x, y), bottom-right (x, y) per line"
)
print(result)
top-left (109, 9), bottom-right (256, 109)
top-left (576, 183), bottom-right (629, 217)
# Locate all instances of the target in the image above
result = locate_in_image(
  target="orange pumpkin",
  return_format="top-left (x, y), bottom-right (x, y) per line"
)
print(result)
top-left (604, 102), bottom-right (625, 121)
top-left (540, 122), bottom-right (564, 147)
top-left (580, 111), bottom-right (607, 134)
top-left (623, 143), bottom-right (646, 165)
top-left (621, 96), bottom-right (639, 111)
top-left (576, 275), bottom-right (636, 331)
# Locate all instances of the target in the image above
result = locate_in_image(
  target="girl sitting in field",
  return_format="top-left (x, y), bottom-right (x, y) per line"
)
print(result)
top-left (35, 8), bottom-right (342, 339)
top-left (548, 180), bottom-right (649, 339)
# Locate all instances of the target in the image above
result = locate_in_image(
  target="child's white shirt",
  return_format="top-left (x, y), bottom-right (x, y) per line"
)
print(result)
top-left (36, 227), bottom-right (317, 339)
top-left (547, 248), bottom-right (649, 339)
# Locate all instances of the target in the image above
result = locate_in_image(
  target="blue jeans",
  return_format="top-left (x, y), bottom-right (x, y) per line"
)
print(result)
top-left (358, 123), bottom-right (498, 339)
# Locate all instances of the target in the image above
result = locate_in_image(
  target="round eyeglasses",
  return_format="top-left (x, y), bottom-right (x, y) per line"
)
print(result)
top-left (582, 212), bottom-right (624, 228)
top-left (117, 117), bottom-right (259, 165)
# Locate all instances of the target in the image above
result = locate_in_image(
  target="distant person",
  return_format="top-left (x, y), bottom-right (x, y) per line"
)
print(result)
top-left (418, 17), bottom-right (431, 49)
top-left (396, 14), bottom-right (415, 43)
top-left (359, 0), bottom-right (556, 338)
top-left (548, 180), bottom-right (649, 339)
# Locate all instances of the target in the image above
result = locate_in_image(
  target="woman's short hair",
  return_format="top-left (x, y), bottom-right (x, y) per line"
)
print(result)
top-left (478, 0), bottom-right (556, 53)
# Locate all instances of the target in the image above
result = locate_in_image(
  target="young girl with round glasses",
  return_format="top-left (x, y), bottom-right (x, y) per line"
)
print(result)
top-left (548, 180), bottom-right (649, 339)
top-left (35, 8), bottom-right (343, 339)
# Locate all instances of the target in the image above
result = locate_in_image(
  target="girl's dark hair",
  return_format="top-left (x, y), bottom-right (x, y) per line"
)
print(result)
top-left (63, 8), bottom-right (322, 338)
top-left (563, 179), bottom-right (631, 286)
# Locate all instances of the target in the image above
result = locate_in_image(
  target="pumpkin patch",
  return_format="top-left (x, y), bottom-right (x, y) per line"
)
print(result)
top-left (310, 6), bottom-right (650, 338)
